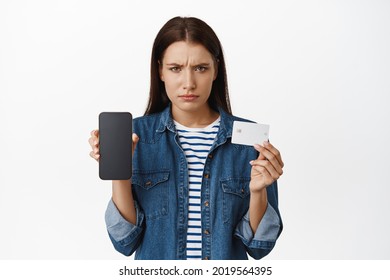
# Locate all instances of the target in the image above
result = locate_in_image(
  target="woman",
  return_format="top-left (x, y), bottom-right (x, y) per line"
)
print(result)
top-left (89, 16), bottom-right (284, 260)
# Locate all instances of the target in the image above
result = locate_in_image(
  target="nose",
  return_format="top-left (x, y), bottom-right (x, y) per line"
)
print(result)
top-left (183, 69), bottom-right (196, 90)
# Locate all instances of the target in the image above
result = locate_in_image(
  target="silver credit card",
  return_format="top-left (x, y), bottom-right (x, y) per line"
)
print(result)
top-left (231, 121), bottom-right (270, 146)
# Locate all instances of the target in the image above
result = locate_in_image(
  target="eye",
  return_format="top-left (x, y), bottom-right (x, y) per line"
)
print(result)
top-left (195, 66), bottom-right (208, 72)
top-left (169, 66), bottom-right (181, 72)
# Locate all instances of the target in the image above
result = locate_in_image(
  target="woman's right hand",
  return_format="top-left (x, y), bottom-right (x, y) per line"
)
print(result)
top-left (89, 129), bottom-right (139, 225)
top-left (88, 130), bottom-right (139, 162)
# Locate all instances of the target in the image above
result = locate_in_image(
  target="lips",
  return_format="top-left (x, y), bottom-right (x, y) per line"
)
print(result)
top-left (179, 94), bottom-right (199, 101)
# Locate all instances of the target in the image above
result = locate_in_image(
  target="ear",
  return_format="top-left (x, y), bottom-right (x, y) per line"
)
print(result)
top-left (158, 60), bottom-right (164, 82)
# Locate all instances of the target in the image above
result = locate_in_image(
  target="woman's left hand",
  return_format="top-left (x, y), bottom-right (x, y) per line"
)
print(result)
top-left (249, 142), bottom-right (284, 193)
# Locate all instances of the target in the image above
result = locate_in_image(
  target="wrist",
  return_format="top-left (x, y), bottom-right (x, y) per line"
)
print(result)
top-left (112, 179), bottom-right (131, 188)
top-left (249, 182), bottom-right (267, 195)
top-left (249, 187), bottom-right (267, 206)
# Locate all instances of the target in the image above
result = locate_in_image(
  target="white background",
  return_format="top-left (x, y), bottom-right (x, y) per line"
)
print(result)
top-left (1, 0), bottom-right (389, 260)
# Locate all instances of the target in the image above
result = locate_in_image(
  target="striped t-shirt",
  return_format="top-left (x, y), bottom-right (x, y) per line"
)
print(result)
top-left (174, 117), bottom-right (220, 260)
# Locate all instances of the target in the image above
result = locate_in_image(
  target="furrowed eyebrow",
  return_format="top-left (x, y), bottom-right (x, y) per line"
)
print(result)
top-left (164, 63), bottom-right (211, 66)
top-left (194, 63), bottom-right (211, 67)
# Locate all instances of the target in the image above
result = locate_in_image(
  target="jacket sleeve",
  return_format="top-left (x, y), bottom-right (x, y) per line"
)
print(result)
top-left (105, 198), bottom-right (145, 256)
top-left (234, 181), bottom-right (283, 259)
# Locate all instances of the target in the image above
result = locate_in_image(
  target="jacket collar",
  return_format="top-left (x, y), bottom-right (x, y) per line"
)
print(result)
top-left (156, 104), bottom-right (176, 133)
top-left (156, 103), bottom-right (234, 144)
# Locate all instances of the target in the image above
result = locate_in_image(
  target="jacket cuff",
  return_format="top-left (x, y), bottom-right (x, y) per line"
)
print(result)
top-left (235, 203), bottom-right (281, 248)
top-left (105, 199), bottom-right (144, 242)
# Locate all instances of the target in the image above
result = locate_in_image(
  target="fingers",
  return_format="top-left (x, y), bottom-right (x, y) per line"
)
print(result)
top-left (88, 136), bottom-right (99, 149)
top-left (89, 130), bottom-right (99, 148)
top-left (252, 142), bottom-right (284, 180)
top-left (89, 150), bottom-right (100, 161)
top-left (264, 141), bottom-right (284, 168)
top-left (257, 150), bottom-right (266, 160)
top-left (251, 164), bottom-right (274, 186)
top-left (90, 129), bottom-right (99, 137)
top-left (254, 142), bottom-right (284, 168)
top-left (250, 159), bottom-right (281, 181)
top-left (89, 129), bottom-right (100, 161)
top-left (89, 130), bottom-right (99, 146)
top-left (253, 146), bottom-right (283, 175)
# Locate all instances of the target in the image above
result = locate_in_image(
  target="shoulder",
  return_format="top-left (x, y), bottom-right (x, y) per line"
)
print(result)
top-left (132, 109), bottom-right (171, 144)
top-left (133, 112), bottom-right (161, 127)
top-left (133, 106), bottom-right (171, 128)
top-left (219, 107), bottom-right (255, 122)
top-left (133, 112), bottom-right (163, 135)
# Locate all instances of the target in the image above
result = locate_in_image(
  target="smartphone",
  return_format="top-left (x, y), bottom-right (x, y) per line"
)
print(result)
top-left (98, 112), bottom-right (132, 180)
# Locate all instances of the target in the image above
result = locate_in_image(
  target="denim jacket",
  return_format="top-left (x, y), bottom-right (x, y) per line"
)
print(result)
top-left (105, 105), bottom-right (283, 260)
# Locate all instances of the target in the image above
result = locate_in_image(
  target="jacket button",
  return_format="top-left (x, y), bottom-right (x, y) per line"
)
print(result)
top-left (241, 188), bottom-right (245, 194)
top-left (145, 181), bottom-right (152, 186)
top-left (208, 154), bottom-right (213, 159)
top-left (204, 174), bottom-right (210, 179)
top-left (204, 201), bottom-right (209, 207)
top-left (204, 229), bottom-right (210, 235)
top-left (203, 257), bottom-right (209, 260)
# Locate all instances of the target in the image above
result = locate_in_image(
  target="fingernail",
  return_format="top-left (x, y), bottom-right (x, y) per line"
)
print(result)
top-left (263, 141), bottom-right (269, 146)
top-left (254, 144), bottom-right (262, 149)
top-left (249, 160), bottom-right (254, 165)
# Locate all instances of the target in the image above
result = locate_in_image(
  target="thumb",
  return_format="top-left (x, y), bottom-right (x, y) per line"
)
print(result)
top-left (132, 133), bottom-right (139, 155)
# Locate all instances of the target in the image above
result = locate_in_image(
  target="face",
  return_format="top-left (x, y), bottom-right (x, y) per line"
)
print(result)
top-left (159, 41), bottom-right (217, 116)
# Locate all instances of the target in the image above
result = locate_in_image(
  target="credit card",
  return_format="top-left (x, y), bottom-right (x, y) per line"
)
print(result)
top-left (231, 121), bottom-right (270, 146)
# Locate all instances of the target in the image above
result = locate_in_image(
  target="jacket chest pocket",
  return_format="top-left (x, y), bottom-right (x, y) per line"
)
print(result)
top-left (221, 177), bottom-right (250, 226)
top-left (132, 170), bottom-right (170, 220)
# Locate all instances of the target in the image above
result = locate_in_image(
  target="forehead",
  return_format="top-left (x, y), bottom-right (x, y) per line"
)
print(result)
top-left (162, 41), bottom-right (214, 63)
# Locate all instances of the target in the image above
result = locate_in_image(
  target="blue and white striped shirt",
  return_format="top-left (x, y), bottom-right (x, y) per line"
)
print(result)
top-left (174, 117), bottom-right (220, 260)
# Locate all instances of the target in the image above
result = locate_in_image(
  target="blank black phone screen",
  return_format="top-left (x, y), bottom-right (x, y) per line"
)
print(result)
top-left (99, 112), bottom-right (132, 180)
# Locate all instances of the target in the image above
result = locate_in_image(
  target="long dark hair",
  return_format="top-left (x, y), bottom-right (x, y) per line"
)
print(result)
top-left (144, 16), bottom-right (232, 115)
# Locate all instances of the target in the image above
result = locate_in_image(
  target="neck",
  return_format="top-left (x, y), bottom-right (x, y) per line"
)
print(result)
top-left (172, 105), bottom-right (219, 128)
